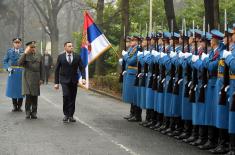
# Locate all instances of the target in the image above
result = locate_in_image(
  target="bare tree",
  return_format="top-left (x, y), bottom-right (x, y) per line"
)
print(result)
top-left (31, 0), bottom-right (70, 61)
top-left (119, 0), bottom-right (130, 52)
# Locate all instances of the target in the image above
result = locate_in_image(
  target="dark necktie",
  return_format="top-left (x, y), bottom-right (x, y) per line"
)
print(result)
top-left (68, 54), bottom-right (71, 64)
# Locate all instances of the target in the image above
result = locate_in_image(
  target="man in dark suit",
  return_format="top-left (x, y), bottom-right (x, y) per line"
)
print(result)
top-left (54, 41), bottom-right (86, 123)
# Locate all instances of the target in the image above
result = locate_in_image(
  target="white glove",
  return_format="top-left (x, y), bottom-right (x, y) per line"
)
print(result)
top-left (119, 58), bottom-right (123, 65)
top-left (137, 73), bottom-right (144, 78)
top-left (191, 55), bottom-right (199, 62)
top-left (152, 50), bottom-right (160, 57)
top-left (169, 51), bottom-right (177, 58)
top-left (122, 71), bottom-right (127, 75)
top-left (201, 52), bottom-right (209, 61)
top-left (184, 52), bottom-right (192, 59)
top-left (222, 50), bottom-right (232, 59)
top-left (122, 50), bottom-right (127, 56)
top-left (137, 51), bottom-right (142, 57)
top-left (178, 52), bottom-right (184, 58)
top-left (7, 67), bottom-right (12, 72)
top-left (144, 50), bottom-right (150, 56)
top-left (160, 52), bottom-right (167, 58)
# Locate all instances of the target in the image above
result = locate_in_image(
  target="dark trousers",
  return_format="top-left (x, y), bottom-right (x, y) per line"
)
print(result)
top-left (12, 98), bottom-right (23, 107)
top-left (61, 82), bottom-right (77, 117)
top-left (43, 66), bottom-right (50, 84)
top-left (25, 95), bottom-right (38, 116)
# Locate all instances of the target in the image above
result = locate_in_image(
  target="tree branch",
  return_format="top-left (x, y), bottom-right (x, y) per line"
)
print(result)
top-left (32, 0), bottom-right (49, 23)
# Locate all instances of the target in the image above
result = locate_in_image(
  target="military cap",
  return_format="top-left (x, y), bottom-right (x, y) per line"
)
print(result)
top-left (12, 37), bottom-right (22, 42)
top-left (171, 32), bottom-right (180, 39)
top-left (162, 32), bottom-right (171, 39)
top-left (25, 41), bottom-right (36, 46)
top-left (211, 29), bottom-right (224, 40)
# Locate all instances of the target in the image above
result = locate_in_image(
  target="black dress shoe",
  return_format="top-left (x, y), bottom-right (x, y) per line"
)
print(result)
top-left (139, 120), bottom-right (149, 126)
top-left (123, 114), bottom-right (134, 120)
top-left (143, 121), bottom-right (155, 128)
top-left (151, 122), bottom-right (162, 130)
top-left (198, 140), bottom-right (217, 150)
top-left (169, 129), bottom-right (182, 137)
top-left (25, 115), bottom-right (30, 119)
top-left (31, 115), bottom-right (37, 119)
top-left (175, 132), bottom-right (189, 140)
top-left (226, 151), bottom-right (235, 155)
top-left (183, 135), bottom-right (198, 143)
top-left (63, 116), bottom-right (69, 123)
top-left (156, 124), bottom-right (167, 132)
top-left (209, 145), bottom-right (229, 154)
top-left (190, 138), bottom-right (207, 146)
top-left (69, 117), bottom-right (76, 122)
top-left (128, 117), bottom-right (142, 122)
top-left (12, 108), bottom-right (18, 112)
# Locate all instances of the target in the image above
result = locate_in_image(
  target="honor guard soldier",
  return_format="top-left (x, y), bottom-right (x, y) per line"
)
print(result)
top-left (3, 38), bottom-right (24, 112)
top-left (221, 23), bottom-right (235, 155)
top-left (122, 36), bottom-right (141, 122)
top-left (198, 29), bottom-right (224, 150)
top-left (18, 41), bottom-right (44, 119)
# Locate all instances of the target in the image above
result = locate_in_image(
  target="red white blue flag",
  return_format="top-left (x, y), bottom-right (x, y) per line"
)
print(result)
top-left (80, 11), bottom-right (111, 88)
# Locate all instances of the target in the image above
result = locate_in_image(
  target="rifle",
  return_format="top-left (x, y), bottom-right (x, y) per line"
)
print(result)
top-left (167, 20), bottom-right (176, 93)
top-left (152, 34), bottom-right (160, 90)
top-left (158, 33), bottom-right (166, 93)
top-left (148, 34), bottom-right (157, 88)
top-left (220, 10), bottom-right (230, 105)
top-left (198, 18), bottom-right (208, 103)
top-left (189, 21), bottom-right (198, 102)
top-left (134, 37), bottom-right (143, 86)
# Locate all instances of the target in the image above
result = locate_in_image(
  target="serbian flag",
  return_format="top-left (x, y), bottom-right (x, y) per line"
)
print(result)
top-left (80, 11), bottom-right (111, 88)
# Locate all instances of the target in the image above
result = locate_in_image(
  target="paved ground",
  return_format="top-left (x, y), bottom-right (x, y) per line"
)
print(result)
top-left (0, 73), bottom-right (211, 155)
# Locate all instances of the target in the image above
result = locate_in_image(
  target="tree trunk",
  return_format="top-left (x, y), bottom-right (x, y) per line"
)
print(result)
top-left (50, 26), bottom-right (59, 64)
top-left (119, 0), bottom-right (130, 53)
top-left (164, 0), bottom-right (178, 32)
top-left (95, 0), bottom-right (105, 76)
top-left (204, 0), bottom-right (219, 30)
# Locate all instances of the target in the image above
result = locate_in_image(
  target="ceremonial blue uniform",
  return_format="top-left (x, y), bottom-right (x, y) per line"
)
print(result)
top-left (139, 50), bottom-right (147, 109)
top-left (162, 45), bottom-right (173, 117)
top-left (225, 45), bottom-right (235, 133)
top-left (3, 48), bottom-right (24, 98)
top-left (170, 45), bottom-right (183, 117)
top-left (215, 45), bottom-right (229, 129)
top-left (122, 46), bottom-right (138, 104)
top-left (203, 47), bottom-right (220, 126)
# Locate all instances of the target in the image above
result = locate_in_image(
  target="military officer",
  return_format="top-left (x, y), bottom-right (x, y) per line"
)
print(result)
top-left (3, 38), bottom-right (24, 112)
top-left (197, 29), bottom-right (224, 150)
top-left (122, 36), bottom-right (141, 122)
top-left (18, 41), bottom-right (44, 119)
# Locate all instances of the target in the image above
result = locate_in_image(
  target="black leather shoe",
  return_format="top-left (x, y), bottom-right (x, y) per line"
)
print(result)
top-left (183, 135), bottom-right (198, 143)
top-left (156, 124), bottom-right (167, 132)
top-left (209, 145), bottom-right (229, 154)
top-left (151, 122), bottom-right (161, 130)
top-left (69, 117), bottom-right (76, 122)
top-left (226, 151), bottom-right (235, 155)
top-left (198, 140), bottom-right (217, 150)
top-left (175, 132), bottom-right (189, 140)
top-left (31, 115), bottom-right (37, 119)
top-left (63, 116), bottom-right (69, 123)
top-left (123, 114), bottom-right (134, 120)
top-left (139, 120), bottom-right (149, 126)
top-left (143, 121), bottom-right (155, 128)
top-left (169, 129), bottom-right (182, 137)
top-left (190, 138), bottom-right (207, 146)
top-left (128, 117), bottom-right (142, 122)
top-left (12, 107), bottom-right (17, 112)
top-left (25, 115), bottom-right (30, 119)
